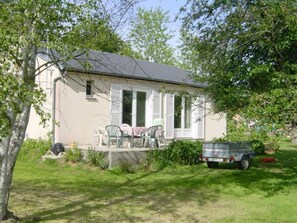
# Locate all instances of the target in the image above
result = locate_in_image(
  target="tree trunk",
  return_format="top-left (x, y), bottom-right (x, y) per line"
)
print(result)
top-left (0, 103), bottom-right (31, 220)
top-left (0, 43), bottom-right (36, 220)
top-left (0, 137), bottom-right (10, 220)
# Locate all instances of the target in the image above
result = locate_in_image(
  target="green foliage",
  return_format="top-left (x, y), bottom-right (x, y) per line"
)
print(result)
top-left (219, 118), bottom-right (281, 153)
top-left (226, 118), bottom-right (272, 143)
top-left (128, 7), bottom-right (176, 65)
top-left (264, 136), bottom-right (281, 151)
top-left (64, 148), bottom-right (83, 163)
top-left (86, 147), bottom-right (108, 169)
top-left (226, 119), bottom-right (250, 142)
top-left (0, 75), bottom-right (48, 138)
top-left (180, 0), bottom-right (297, 130)
top-left (250, 139), bottom-right (265, 155)
top-left (18, 138), bottom-right (51, 162)
top-left (178, 28), bottom-right (200, 75)
top-left (43, 158), bottom-right (59, 166)
top-left (70, 18), bottom-right (130, 54)
top-left (145, 140), bottom-right (203, 169)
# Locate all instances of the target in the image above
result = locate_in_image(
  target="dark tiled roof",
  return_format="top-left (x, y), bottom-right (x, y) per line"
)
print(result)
top-left (38, 49), bottom-right (203, 87)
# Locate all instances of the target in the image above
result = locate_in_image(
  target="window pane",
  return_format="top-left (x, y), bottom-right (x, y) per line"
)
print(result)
top-left (122, 90), bottom-right (133, 126)
top-left (174, 95), bottom-right (182, 128)
top-left (184, 97), bottom-right (192, 128)
top-left (86, 80), bottom-right (92, 96)
top-left (136, 92), bottom-right (146, 126)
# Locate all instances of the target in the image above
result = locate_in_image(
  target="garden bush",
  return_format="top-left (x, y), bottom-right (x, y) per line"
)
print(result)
top-left (264, 136), bottom-right (280, 151)
top-left (249, 139), bottom-right (265, 154)
top-left (18, 138), bottom-right (51, 162)
top-left (86, 147), bottom-right (108, 169)
top-left (226, 118), bottom-right (282, 152)
top-left (64, 147), bottom-right (83, 163)
top-left (145, 140), bottom-right (203, 169)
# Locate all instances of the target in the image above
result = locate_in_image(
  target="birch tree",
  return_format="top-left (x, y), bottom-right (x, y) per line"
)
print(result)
top-left (0, 0), bottom-right (138, 220)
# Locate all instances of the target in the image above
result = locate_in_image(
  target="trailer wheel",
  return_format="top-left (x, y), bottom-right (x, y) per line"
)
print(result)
top-left (238, 156), bottom-right (250, 170)
top-left (207, 161), bottom-right (218, 168)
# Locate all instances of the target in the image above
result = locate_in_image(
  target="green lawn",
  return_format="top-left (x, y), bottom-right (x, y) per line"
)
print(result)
top-left (9, 138), bottom-right (297, 222)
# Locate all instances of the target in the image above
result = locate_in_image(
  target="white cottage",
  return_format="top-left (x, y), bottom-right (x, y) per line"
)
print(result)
top-left (26, 50), bottom-right (226, 146)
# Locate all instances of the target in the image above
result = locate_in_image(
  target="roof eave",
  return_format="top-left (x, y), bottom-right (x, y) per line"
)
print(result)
top-left (65, 68), bottom-right (205, 88)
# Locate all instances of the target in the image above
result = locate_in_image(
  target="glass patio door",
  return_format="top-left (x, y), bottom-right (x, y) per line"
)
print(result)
top-left (122, 90), bottom-right (146, 127)
top-left (174, 95), bottom-right (192, 129)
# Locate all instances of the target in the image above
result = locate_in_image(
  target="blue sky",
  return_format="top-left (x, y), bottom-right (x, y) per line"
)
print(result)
top-left (138, 0), bottom-right (186, 19)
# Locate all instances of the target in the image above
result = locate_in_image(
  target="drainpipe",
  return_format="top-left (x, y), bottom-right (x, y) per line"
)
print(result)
top-left (52, 76), bottom-right (62, 145)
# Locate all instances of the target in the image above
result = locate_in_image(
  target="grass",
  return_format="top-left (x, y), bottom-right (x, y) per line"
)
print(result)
top-left (8, 138), bottom-right (297, 223)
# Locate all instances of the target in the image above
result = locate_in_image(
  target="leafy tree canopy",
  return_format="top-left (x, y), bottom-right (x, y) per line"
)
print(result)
top-left (178, 28), bottom-right (201, 76)
top-left (128, 7), bottom-right (176, 65)
top-left (73, 18), bottom-right (132, 54)
top-left (181, 0), bottom-right (297, 130)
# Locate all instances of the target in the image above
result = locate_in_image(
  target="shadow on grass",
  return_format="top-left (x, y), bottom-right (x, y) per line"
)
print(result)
top-left (13, 165), bottom-right (219, 222)
top-left (11, 140), bottom-right (297, 222)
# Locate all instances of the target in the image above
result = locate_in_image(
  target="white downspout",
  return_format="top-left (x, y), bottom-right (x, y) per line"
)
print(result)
top-left (52, 76), bottom-right (62, 144)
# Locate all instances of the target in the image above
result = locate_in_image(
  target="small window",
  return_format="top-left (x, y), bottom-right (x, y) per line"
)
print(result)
top-left (86, 80), bottom-right (93, 97)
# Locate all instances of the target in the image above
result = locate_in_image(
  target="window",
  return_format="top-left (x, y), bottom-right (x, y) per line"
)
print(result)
top-left (86, 80), bottom-right (93, 97)
top-left (136, 91), bottom-right (146, 126)
top-left (174, 95), bottom-right (182, 128)
top-left (122, 90), bottom-right (133, 125)
top-left (122, 90), bottom-right (146, 126)
top-left (174, 95), bottom-right (192, 129)
top-left (184, 97), bottom-right (192, 128)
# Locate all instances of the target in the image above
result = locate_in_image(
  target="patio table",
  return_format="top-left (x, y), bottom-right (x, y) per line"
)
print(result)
top-left (121, 126), bottom-right (147, 148)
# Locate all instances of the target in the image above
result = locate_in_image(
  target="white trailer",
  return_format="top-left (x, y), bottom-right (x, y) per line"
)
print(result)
top-left (202, 142), bottom-right (255, 170)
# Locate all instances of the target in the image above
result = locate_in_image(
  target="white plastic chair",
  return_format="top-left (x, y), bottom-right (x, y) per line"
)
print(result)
top-left (93, 127), bottom-right (107, 146)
